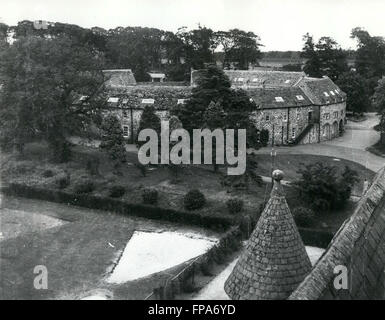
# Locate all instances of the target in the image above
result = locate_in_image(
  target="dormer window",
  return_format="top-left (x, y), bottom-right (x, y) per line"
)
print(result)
top-left (108, 97), bottom-right (119, 104)
top-left (252, 78), bottom-right (259, 82)
top-left (324, 92), bottom-right (329, 97)
top-left (296, 95), bottom-right (304, 101)
top-left (122, 98), bottom-right (128, 105)
top-left (142, 98), bottom-right (155, 104)
top-left (80, 95), bottom-right (88, 101)
top-left (177, 99), bottom-right (186, 105)
top-left (330, 91), bottom-right (335, 96)
top-left (275, 97), bottom-right (284, 102)
top-left (238, 77), bottom-right (244, 82)
top-left (285, 80), bottom-right (291, 84)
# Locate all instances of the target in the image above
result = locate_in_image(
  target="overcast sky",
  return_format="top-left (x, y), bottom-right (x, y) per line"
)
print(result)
top-left (1, 0), bottom-right (384, 51)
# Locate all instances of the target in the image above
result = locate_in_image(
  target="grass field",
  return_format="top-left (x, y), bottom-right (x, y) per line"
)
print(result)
top-left (0, 195), bottom-right (220, 300)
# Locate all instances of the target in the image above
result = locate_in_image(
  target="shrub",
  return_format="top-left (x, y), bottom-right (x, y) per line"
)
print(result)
top-left (292, 207), bottom-right (315, 227)
top-left (142, 188), bottom-right (158, 205)
top-left (293, 162), bottom-right (359, 212)
top-left (74, 180), bottom-right (95, 194)
top-left (55, 174), bottom-right (70, 189)
top-left (42, 169), bottom-right (55, 178)
top-left (183, 189), bottom-right (206, 211)
top-left (226, 198), bottom-right (244, 214)
top-left (109, 185), bottom-right (125, 198)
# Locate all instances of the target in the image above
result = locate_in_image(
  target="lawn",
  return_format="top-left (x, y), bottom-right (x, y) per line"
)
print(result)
top-left (0, 195), bottom-right (220, 300)
top-left (1, 142), bottom-right (375, 238)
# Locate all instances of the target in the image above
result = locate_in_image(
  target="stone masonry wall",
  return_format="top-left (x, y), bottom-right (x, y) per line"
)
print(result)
top-left (289, 166), bottom-right (385, 300)
top-left (252, 106), bottom-right (317, 146)
top-left (320, 102), bottom-right (346, 142)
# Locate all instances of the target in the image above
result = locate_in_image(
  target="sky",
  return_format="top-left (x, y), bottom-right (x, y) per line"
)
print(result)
top-left (1, 0), bottom-right (384, 51)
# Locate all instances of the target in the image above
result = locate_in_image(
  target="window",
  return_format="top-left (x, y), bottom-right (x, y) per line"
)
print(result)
top-left (275, 97), bottom-right (284, 102)
top-left (334, 111), bottom-right (338, 118)
top-left (177, 99), bottom-right (186, 105)
top-left (265, 114), bottom-right (270, 121)
top-left (324, 92), bottom-right (329, 97)
top-left (292, 127), bottom-right (296, 138)
top-left (324, 113), bottom-right (330, 120)
top-left (108, 97), bottom-right (119, 103)
top-left (238, 77), bottom-right (244, 82)
top-left (283, 114), bottom-right (287, 121)
top-left (341, 110), bottom-right (344, 116)
top-left (123, 110), bottom-right (128, 118)
top-left (142, 98), bottom-right (155, 104)
top-left (296, 95), bottom-right (304, 101)
top-left (296, 112), bottom-right (301, 120)
top-left (252, 78), bottom-right (259, 82)
top-left (123, 126), bottom-right (129, 137)
top-left (80, 95), bottom-right (88, 101)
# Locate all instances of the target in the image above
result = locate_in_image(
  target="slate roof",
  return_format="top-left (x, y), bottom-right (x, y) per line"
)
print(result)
top-left (223, 70), bottom-right (305, 88)
top-left (224, 170), bottom-right (312, 300)
top-left (106, 85), bottom-right (191, 110)
top-left (103, 69), bottom-right (137, 89)
top-left (297, 76), bottom-right (346, 105)
top-left (247, 87), bottom-right (312, 109)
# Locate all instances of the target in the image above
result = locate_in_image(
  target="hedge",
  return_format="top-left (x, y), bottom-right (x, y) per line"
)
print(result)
top-left (2, 183), bottom-right (233, 231)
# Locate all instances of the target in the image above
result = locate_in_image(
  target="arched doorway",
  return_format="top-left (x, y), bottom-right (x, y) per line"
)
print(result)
top-left (332, 121), bottom-right (339, 138)
top-left (322, 123), bottom-right (331, 140)
top-left (339, 119), bottom-right (344, 136)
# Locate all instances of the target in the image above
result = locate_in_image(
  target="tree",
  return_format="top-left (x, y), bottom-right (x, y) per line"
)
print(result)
top-left (172, 64), bottom-right (232, 132)
top-left (99, 115), bottom-right (127, 169)
top-left (294, 162), bottom-right (358, 212)
top-left (168, 115), bottom-right (183, 180)
top-left (136, 105), bottom-right (161, 148)
top-left (203, 101), bottom-right (226, 172)
top-left (301, 34), bottom-right (348, 81)
top-left (351, 27), bottom-right (385, 83)
top-left (372, 77), bottom-right (385, 139)
top-left (337, 71), bottom-right (370, 115)
top-left (216, 29), bottom-right (262, 69)
top-left (177, 26), bottom-right (217, 70)
top-left (0, 34), bottom-right (107, 161)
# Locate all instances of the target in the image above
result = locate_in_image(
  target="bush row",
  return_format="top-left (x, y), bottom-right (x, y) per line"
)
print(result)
top-left (3, 183), bottom-right (233, 232)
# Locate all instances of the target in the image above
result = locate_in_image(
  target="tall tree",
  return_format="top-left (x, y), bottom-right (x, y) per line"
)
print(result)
top-left (351, 27), bottom-right (385, 98)
top-left (301, 34), bottom-right (348, 81)
top-left (99, 114), bottom-right (127, 170)
top-left (216, 29), bottom-right (262, 69)
top-left (176, 26), bottom-right (217, 70)
top-left (372, 77), bottom-right (385, 137)
top-left (0, 34), bottom-right (107, 160)
top-left (337, 71), bottom-right (370, 115)
top-left (136, 105), bottom-right (161, 148)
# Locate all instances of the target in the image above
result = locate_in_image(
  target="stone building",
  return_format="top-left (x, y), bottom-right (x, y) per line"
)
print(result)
top-left (102, 69), bottom-right (346, 145)
top-left (224, 170), bottom-right (312, 300)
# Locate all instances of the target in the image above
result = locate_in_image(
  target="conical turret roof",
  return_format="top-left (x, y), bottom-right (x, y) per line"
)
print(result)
top-left (224, 169), bottom-right (312, 300)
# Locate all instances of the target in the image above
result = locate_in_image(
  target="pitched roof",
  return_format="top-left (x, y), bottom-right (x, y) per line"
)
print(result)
top-left (106, 85), bottom-right (191, 110)
top-left (297, 76), bottom-right (346, 105)
top-left (223, 70), bottom-right (305, 88)
top-left (224, 170), bottom-right (312, 300)
top-left (103, 69), bottom-right (137, 89)
top-left (247, 87), bottom-right (312, 109)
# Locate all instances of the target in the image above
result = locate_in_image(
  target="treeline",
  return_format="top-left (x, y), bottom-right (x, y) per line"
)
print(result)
top-left (301, 29), bottom-right (385, 115)
top-left (0, 20), bottom-right (262, 81)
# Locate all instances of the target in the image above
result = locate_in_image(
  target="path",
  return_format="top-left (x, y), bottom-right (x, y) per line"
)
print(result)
top-left (254, 113), bottom-right (383, 173)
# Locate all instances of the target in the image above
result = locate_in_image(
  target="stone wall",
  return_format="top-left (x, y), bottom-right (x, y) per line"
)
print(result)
top-left (289, 166), bottom-right (385, 300)
top-left (319, 102), bottom-right (346, 142)
top-left (251, 105), bottom-right (319, 146)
